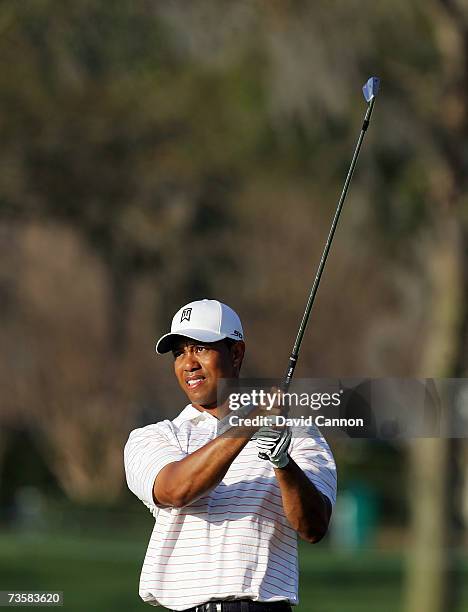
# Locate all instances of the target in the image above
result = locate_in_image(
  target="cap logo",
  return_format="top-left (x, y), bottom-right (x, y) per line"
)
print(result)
top-left (232, 330), bottom-right (243, 339)
top-left (180, 308), bottom-right (192, 322)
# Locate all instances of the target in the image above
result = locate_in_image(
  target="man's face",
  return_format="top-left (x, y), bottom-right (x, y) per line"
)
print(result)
top-left (172, 338), bottom-right (244, 409)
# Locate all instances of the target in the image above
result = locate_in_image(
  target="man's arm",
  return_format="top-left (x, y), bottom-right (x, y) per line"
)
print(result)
top-left (154, 399), bottom-right (285, 508)
top-left (273, 455), bottom-right (332, 543)
top-left (153, 425), bottom-right (253, 508)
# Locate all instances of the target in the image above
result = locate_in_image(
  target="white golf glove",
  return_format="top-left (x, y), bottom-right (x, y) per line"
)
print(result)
top-left (254, 427), bottom-right (292, 469)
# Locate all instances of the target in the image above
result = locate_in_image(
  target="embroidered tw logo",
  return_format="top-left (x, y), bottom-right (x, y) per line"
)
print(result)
top-left (180, 308), bottom-right (192, 322)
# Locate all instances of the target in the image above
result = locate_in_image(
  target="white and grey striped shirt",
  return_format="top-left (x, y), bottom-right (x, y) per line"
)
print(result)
top-left (124, 404), bottom-right (337, 610)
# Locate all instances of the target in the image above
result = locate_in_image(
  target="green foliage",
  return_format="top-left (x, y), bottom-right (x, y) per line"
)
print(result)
top-left (0, 1), bottom-right (268, 279)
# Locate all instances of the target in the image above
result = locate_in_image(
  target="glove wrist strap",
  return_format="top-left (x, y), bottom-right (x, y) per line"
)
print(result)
top-left (271, 453), bottom-right (290, 469)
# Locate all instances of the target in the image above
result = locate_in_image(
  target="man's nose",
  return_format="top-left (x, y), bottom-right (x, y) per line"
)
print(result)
top-left (182, 350), bottom-right (200, 370)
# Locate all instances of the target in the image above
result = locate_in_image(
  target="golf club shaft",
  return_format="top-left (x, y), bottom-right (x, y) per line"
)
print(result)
top-left (257, 78), bottom-right (379, 460)
top-left (283, 96), bottom-right (376, 391)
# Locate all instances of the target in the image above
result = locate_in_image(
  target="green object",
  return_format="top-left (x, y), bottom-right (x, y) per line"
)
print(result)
top-left (331, 482), bottom-right (378, 549)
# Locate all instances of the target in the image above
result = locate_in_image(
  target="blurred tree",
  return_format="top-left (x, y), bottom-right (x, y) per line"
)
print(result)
top-left (0, 0), bottom-right (265, 336)
top-left (0, 1), bottom-right (267, 501)
top-left (404, 1), bottom-right (468, 611)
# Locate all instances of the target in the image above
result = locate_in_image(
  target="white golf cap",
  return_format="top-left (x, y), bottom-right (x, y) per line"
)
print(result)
top-left (155, 299), bottom-right (244, 354)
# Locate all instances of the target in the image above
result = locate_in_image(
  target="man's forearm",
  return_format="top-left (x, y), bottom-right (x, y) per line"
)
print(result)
top-left (153, 427), bottom-right (253, 508)
top-left (274, 456), bottom-right (332, 543)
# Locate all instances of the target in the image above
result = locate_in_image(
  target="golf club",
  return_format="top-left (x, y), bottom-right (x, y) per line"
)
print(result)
top-left (283, 76), bottom-right (380, 389)
top-left (258, 76), bottom-right (380, 457)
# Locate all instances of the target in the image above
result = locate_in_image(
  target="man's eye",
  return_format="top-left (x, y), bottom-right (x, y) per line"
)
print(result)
top-left (173, 351), bottom-right (183, 359)
top-left (195, 345), bottom-right (207, 353)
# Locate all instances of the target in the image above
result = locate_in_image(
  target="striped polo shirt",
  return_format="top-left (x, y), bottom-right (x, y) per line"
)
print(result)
top-left (124, 404), bottom-right (337, 610)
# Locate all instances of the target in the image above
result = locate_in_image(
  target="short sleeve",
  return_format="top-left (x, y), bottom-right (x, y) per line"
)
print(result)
top-left (124, 423), bottom-right (186, 511)
top-left (289, 426), bottom-right (337, 506)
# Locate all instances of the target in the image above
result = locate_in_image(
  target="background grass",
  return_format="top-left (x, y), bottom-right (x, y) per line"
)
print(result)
top-left (1, 530), bottom-right (466, 611)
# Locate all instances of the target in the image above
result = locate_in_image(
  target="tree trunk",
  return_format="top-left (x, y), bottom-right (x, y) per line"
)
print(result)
top-left (404, 215), bottom-right (462, 612)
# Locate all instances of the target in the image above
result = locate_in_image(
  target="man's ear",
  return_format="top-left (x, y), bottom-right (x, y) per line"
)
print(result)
top-left (231, 341), bottom-right (245, 374)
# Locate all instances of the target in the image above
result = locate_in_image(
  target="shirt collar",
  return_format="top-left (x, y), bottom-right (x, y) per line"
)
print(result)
top-left (172, 404), bottom-right (218, 427)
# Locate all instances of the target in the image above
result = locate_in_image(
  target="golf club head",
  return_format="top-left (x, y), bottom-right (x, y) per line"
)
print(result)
top-left (362, 76), bottom-right (380, 102)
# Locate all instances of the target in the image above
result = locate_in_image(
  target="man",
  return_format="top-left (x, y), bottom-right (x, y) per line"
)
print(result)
top-left (124, 299), bottom-right (337, 611)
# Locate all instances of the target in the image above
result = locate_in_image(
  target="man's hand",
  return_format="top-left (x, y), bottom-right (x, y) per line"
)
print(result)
top-left (254, 426), bottom-right (292, 469)
top-left (251, 386), bottom-right (292, 468)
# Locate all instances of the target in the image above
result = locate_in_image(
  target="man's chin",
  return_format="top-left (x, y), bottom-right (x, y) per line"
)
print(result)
top-left (187, 393), bottom-right (217, 409)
